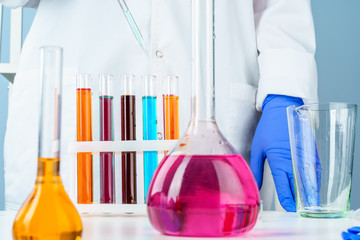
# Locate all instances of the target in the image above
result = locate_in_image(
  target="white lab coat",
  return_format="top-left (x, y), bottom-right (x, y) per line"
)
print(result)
top-left (2, 0), bottom-right (318, 210)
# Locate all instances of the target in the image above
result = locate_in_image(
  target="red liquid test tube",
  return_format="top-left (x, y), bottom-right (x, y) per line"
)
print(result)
top-left (99, 74), bottom-right (115, 203)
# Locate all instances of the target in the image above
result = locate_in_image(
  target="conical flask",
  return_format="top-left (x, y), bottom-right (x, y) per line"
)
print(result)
top-left (146, 0), bottom-right (260, 237)
top-left (12, 46), bottom-right (83, 240)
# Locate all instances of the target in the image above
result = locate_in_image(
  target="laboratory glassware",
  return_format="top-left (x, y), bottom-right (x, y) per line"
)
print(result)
top-left (163, 76), bottom-right (179, 140)
top-left (121, 74), bottom-right (137, 204)
top-left (146, 0), bottom-right (260, 237)
top-left (142, 76), bottom-right (158, 201)
top-left (287, 103), bottom-right (357, 218)
top-left (99, 74), bottom-right (115, 203)
top-left (115, 0), bottom-right (148, 55)
top-left (76, 73), bottom-right (93, 204)
top-left (12, 46), bottom-right (82, 239)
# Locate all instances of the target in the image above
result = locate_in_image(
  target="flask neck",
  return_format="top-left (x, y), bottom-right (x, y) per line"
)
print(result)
top-left (191, 0), bottom-right (215, 122)
top-left (36, 158), bottom-right (61, 183)
top-left (38, 47), bottom-right (62, 161)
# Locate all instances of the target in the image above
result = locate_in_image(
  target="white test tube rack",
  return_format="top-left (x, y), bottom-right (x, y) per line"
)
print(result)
top-left (68, 140), bottom-right (178, 215)
top-left (70, 74), bottom-right (180, 215)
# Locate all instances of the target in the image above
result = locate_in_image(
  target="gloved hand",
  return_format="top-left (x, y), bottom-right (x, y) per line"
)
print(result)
top-left (250, 94), bottom-right (304, 212)
top-left (342, 227), bottom-right (360, 240)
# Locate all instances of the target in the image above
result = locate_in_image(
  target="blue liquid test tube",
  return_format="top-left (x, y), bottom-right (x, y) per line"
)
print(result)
top-left (142, 76), bottom-right (158, 201)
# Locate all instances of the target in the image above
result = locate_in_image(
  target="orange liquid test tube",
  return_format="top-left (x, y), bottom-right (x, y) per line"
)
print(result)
top-left (163, 76), bottom-right (179, 141)
top-left (76, 74), bottom-right (93, 203)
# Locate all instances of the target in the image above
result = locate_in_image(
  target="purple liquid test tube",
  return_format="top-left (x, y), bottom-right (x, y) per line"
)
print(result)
top-left (99, 74), bottom-right (115, 203)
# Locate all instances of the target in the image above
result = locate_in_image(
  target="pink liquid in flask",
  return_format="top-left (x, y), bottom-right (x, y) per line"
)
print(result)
top-left (147, 154), bottom-right (260, 237)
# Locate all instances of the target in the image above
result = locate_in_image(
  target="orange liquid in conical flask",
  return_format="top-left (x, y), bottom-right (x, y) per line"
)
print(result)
top-left (12, 158), bottom-right (82, 239)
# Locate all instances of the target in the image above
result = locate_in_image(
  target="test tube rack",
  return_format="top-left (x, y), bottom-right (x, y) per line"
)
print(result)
top-left (70, 74), bottom-right (180, 215)
top-left (68, 140), bottom-right (177, 215)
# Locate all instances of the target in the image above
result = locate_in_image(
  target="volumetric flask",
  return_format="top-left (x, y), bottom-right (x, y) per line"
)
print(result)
top-left (13, 46), bottom-right (82, 239)
top-left (99, 74), bottom-right (115, 203)
top-left (142, 75), bottom-right (158, 201)
top-left (121, 74), bottom-right (137, 204)
top-left (76, 73), bottom-right (93, 204)
top-left (287, 103), bottom-right (357, 218)
top-left (146, 0), bottom-right (260, 237)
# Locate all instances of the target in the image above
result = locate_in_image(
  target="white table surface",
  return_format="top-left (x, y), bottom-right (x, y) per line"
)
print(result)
top-left (1, 211), bottom-right (359, 240)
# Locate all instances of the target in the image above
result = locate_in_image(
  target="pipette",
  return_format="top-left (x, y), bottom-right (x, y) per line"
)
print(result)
top-left (116, 0), bottom-right (149, 56)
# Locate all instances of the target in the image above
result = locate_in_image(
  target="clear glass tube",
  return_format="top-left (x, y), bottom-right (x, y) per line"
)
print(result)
top-left (163, 76), bottom-right (179, 140)
top-left (121, 74), bottom-right (136, 95)
top-left (163, 76), bottom-right (179, 96)
top-left (143, 75), bottom-right (157, 97)
top-left (142, 76), bottom-right (158, 201)
top-left (192, 0), bottom-right (215, 122)
top-left (76, 73), bottom-right (93, 204)
top-left (99, 74), bottom-right (115, 203)
top-left (121, 74), bottom-right (137, 204)
top-left (147, 0), bottom-right (260, 236)
top-left (13, 46), bottom-right (82, 239)
top-left (38, 47), bottom-right (63, 159)
top-left (99, 74), bottom-right (113, 96)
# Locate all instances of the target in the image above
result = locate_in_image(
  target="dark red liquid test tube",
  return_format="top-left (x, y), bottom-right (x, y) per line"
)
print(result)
top-left (121, 94), bottom-right (137, 204)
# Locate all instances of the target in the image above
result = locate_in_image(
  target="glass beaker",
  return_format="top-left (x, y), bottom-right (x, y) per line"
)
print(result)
top-left (146, 0), bottom-right (260, 237)
top-left (287, 103), bottom-right (357, 218)
top-left (12, 46), bottom-right (82, 239)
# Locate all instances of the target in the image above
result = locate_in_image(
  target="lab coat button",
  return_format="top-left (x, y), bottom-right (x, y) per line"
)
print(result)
top-left (156, 50), bottom-right (164, 58)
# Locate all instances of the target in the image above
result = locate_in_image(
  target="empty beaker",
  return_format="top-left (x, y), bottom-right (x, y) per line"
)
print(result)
top-left (146, 0), bottom-right (260, 236)
top-left (287, 103), bottom-right (357, 218)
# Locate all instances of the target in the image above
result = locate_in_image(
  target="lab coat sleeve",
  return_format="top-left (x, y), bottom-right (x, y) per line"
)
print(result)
top-left (0, 0), bottom-right (39, 8)
top-left (254, 0), bottom-right (318, 111)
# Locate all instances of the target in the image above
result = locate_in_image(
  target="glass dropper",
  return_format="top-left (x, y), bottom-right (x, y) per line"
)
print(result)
top-left (116, 0), bottom-right (149, 56)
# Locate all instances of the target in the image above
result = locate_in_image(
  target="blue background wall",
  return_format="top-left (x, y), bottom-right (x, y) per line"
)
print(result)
top-left (0, 1), bottom-right (360, 210)
top-left (312, 0), bottom-right (360, 210)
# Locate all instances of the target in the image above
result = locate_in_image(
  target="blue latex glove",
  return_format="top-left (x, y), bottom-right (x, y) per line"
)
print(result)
top-left (342, 227), bottom-right (360, 240)
top-left (250, 94), bottom-right (304, 212)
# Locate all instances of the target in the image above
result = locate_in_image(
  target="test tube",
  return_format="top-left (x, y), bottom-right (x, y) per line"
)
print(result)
top-left (99, 74), bottom-right (115, 203)
top-left (76, 74), bottom-right (93, 204)
top-left (142, 76), bottom-right (158, 201)
top-left (121, 75), bottom-right (137, 204)
top-left (163, 76), bottom-right (179, 140)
